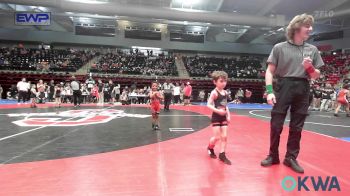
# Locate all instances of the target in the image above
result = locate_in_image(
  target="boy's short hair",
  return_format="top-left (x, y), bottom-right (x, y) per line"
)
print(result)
top-left (151, 81), bottom-right (158, 86)
top-left (211, 71), bottom-right (228, 81)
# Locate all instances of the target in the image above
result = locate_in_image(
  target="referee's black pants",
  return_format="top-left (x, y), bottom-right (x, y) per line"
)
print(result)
top-left (269, 78), bottom-right (310, 160)
top-left (73, 90), bottom-right (81, 106)
top-left (18, 90), bottom-right (27, 103)
top-left (164, 92), bottom-right (172, 110)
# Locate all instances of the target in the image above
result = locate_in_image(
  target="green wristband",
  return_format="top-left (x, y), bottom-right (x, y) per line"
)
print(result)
top-left (266, 85), bottom-right (273, 94)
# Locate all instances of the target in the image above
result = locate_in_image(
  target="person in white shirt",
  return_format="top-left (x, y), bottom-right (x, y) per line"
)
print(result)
top-left (0, 84), bottom-right (3, 100)
top-left (17, 78), bottom-right (29, 103)
top-left (120, 89), bottom-right (128, 105)
top-left (173, 83), bottom-right (181, 104)
top-left (80, 83), bottom-right (89, 104)
top-left (198, 90), bottom-right (205, 102)
top-left (163, 80), bottom-right (175, 111)
top-left (111, 84), bottom-right (121, 103)
top-left (37, 80), bottom-right (46, 103)
top-left (129, 90), bottom-right (138, 104)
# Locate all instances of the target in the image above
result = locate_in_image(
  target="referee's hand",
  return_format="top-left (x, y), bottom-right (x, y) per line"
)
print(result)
top-left (267, 93), bottom-right (276, 106)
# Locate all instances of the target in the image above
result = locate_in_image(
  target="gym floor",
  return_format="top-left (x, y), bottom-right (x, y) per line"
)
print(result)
top-left (0, 101), bottom-right (349, 195)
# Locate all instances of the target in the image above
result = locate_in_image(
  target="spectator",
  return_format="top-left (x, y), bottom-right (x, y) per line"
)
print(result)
top-left (103, 82), bottom-right (111, 103)
top-left (245, 89), bottom-right (252, 103)
top-left (0, 84), bottom-right (3, 100)
top-left (112, 83), bottom-right (121, 103)
top-left (0, 47), bottom-right (97, 72)
top-left (26, 81), bottom-right (31, 101)
top-left (198, 90), bottom-right (205, 102)
top-left (10, 84), bottom-right (18, 99)
top-left (71, 76), bottom-right (81, 107)
top-left (91, 84), bottom-right (99, 103)
top-left (54, 83), bottom-right (62, 108)
top-left (235, 88), bottom-right (244, 103)
top-left (86, 75), bottom-right (95, 92)
top-left (63, 83), bottom-right (72, 103)
top-left (137, 89), bottom-right (146, 104)
top-left (120, 89), bottom-right (128, 105)
top-left (48, 80), bottom-right (55, 102)
top-left (29, 84), bottom-right (37, 108)
top-left (131, 82), bottom-right (137, 92)
top-left (320, 83), bottom-right (333, 111)
top-left (313, 85), bottom-right (322, 110)
top-left (162, 80), bottom-right (174, 111)
top-left (37, 80), bottom-right (46, 103)
top-left (81, 83), bottom-right (89, 104)
top-left (97, 80), bottom-right (104, 105)
top-left (173, 83), bottom-right (181, 104)
top-left (108, 80), bottom-right (115, 104)
top-left (17, 78), bottom-right (29, 103)
top-left (180, 83), bottom-right (185, 104)
top-left (183, 82), bottom-right (192, 106)
top-left (183, 55), bottom-right (263, 78)
top-left (129, 89), bottom-right (138, 104)
top-left (226, 88), bottom-right (232, 102)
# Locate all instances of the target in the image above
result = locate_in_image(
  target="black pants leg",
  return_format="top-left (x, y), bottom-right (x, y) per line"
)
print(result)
top-left (48, 93), bottom-right (54, 102)
top-left (116, 94), bottom-right (120, 102)
top-left (269, 112), bottom-right (288, 159)
top-left (286, 113), bottom-right (307, 159)
top-left (164, 93), bottom-right (171, 110)
top-left (286, 82), bottom-right (310, 159)
top-left (26, 91), bottom-right (31, 101)
top-left (174, 95), bottom-right (180, 104)
top-left (268, 78), bottom-right (309, 160)
top-left (18, 91), bottom-right (26, 103)
top-left (17, 91), bottom-right (23, 103)
top-left (73, 90), bottom-right (80, 106)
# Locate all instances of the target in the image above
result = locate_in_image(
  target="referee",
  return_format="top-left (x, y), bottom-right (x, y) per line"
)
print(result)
top-left (260, 14), bottom-right (324, 173)
top-left (163, 80), bottom-right (174, 111)
top-left (71, 76), bottom-right (81, 107)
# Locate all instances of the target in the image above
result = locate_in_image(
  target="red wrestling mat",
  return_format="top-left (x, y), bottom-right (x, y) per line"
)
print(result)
top-left (0, 105), bottom-right (349, 196)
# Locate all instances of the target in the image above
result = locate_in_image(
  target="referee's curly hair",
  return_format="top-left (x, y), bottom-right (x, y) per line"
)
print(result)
top-left (286, 13), bottom-right (314, 41)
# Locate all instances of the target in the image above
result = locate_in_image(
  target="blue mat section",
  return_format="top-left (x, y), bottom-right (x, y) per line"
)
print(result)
top-left (340, 137), bottom-right (350, 142)
top-left (192, 102), bottom-right (272, 110)
top-left (0, 99), bottom-right (29, 105)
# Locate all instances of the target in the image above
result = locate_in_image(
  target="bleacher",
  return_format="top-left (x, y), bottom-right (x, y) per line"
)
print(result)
top-left (318, 53), bottom-right (350, 85)
top-left (90, 52), bottom-right (178, 76)
top-left (183, 55), bottom-right (263, 79)
top-left (0, 47), bottom-right (97, 72)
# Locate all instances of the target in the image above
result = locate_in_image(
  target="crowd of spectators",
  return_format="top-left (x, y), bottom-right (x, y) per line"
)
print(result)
top-left (7, 76), bottom-right (193, 107)
top-left (183, 55), bottom-right (264, 79)
top-left (90, 49), bottom-right (178, 76)
top-left (0, 46), bottom-right (98, 72)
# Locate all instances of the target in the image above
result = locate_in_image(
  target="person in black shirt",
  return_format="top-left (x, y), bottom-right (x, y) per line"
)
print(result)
top-left (312, 85), bottom-right (322, 110)
top-left (10, 84), bottom-right (18, 100)
top-left (48, 80), bottom-right (55, 102)
top-left (108, 80), bottom-right (114, 104)
top-left (308, 83), bottom-right (314, 108)
top-left (320, 84), bottom-right (334, 112)
top-left (103, 82), bottom-right (110, 103)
